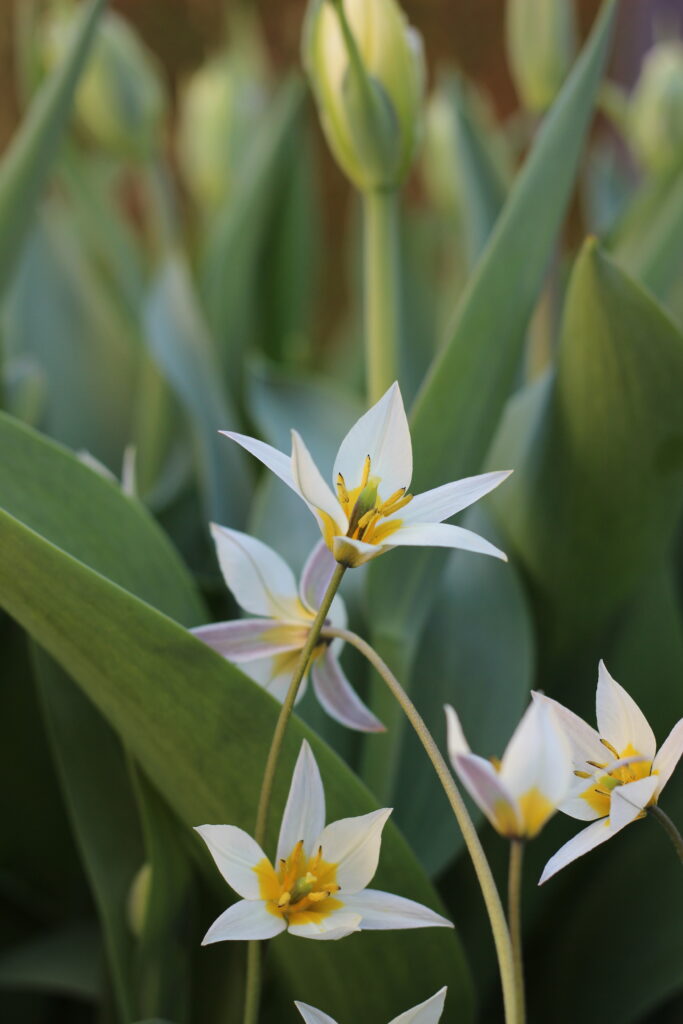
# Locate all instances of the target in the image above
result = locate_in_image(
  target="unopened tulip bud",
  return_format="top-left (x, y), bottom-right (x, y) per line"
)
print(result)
top-left (43, 4), bottom-right (166, 160)
top-left (630, 40), bottom-right (683, 172)
top-left (127, 862), bottom-right (152, 937)
top-left (302, 0), bottom-right (425, 191)
top-left (506, 0), bottom-right (576, 113)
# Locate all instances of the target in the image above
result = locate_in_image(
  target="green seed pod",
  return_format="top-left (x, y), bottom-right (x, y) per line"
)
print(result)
top-left (43, 3), bottom-right (166, 160)
top-left (506, 0), bottom-right (576, 113)
top-left (302, 0), bottom-right (425, 191)
top-left (630, 40), bottom-right (683, 172)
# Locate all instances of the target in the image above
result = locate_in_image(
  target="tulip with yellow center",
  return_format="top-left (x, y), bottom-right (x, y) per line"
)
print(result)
top-left (195, 741), bottom-right (453, 941)
top-left (533, 661), bottom-right (683, 882)
top-left (223, 382), bottom-right (511, 568)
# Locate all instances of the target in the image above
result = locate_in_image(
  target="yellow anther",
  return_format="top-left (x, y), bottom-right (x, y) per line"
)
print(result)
top-left (600, 737), bottom-right (620, 759)
top-left (383, 487), bottom-right (407, 507)
top-left (587, 760), bottom-right (607, 770)
top-left (360, 455), bottom-right (371, 488)
top-left (357, 507), bottom-right (379, 531)
top-left (307, 891), bottom-right (328, 904)
top-left (489, 756), bottom-right (502, 771)
top-left (277, 892), bottom-right (292, 908)
top-left (336, 473), bottom-right (350, 504)
top-left (594, 787), bottom-right (612, 797)
top-left (381, 492), bottom-right (413, 517)
top-left (574, 770), bottom-right (592, 779)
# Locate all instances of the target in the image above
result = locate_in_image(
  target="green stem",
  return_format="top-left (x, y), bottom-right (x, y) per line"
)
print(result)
top-left (649, 804), bottom-right (683, 864)
top-left (507, 840), bottom-right (526, 1023)
top-left (242, 562), bottom-right (346, 1024)
top-left (363, 189), bottom-right (401, 403)
top-left (321, 625), bottom-right (520, 1024)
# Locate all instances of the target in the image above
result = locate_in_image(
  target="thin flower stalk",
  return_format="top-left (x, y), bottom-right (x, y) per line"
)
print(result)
top-left (507, 840), bottom-right (526, 1023)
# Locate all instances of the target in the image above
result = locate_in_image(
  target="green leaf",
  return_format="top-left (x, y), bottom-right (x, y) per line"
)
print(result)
top-left (493, 240), bottom-right (683, 649)
top-left (0, 922), bottom-right (101, 1001)
top-left (0, 0), bottom-right (106, 296)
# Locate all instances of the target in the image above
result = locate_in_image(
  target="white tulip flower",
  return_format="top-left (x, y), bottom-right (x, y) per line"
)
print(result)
top-left (295, 985), bottom-right (447, 1024)
top-left (445, 700), bottom-right (572, 840)
top-left (195, 741), bottom-right (453, 942)
top-left (223, 382), bottom-right (511, 568)
top-left (533, 661), bottom-right (683, 882)
top-left (192, 528), bottom-right (382, 732)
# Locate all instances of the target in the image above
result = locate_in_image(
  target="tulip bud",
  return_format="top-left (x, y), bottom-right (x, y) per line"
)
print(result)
top-left (505, 0), bottom-right (576, 112)
top-left (127, 862), bottom-right (153, 937)
top-left (629, 40), bottom-right (683, 172)
top-left (43, 3), bottom-right (166, 160)
top-left (302, 0), bottom-right (425, 191)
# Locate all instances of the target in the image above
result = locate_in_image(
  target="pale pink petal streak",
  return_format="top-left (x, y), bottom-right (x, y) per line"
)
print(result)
top-left (312, 652), bottom-right (385, 733)
top-left (191, 619), bottom-right (305, 662)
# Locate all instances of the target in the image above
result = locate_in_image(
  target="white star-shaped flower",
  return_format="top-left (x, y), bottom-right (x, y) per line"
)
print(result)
top-left (295, 986), bottom-right (447, 1024)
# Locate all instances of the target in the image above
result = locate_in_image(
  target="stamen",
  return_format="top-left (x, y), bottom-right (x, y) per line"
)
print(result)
top-left (382, 487), bottom-right (407, 507)
top-left (586, 760), bottom-right (607, 770)
top-left (381, 492), bottom-right (413, 516)
top-left (360, 455), bottom-right (371, 489)
top-left (594, 788), bottom-right (612, 797)
top-left (574, 770), bottom-right (592, 779)
top-left (336, 473), bottom-right (350, 504)
top-left (357, 507), bottom-right (379, 531)
top-left (277, 892), bottom-right (291, 907)
top-left (600, 738), bottom-right (620, 759)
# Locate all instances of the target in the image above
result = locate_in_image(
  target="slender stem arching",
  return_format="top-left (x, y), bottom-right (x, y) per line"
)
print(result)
top-left (649, 804), bottom-right (683, 864)
top-left (507, 840), bottom-right (526, 1023)
top-left (320, 624), bottom-right (520, 1024)
top-left (363, 188), bottom-right (402, 404)
top-left (242, 562), bottom-right (346, 1024)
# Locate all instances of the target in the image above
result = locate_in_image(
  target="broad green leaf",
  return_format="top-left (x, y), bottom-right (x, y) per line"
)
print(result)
top-left (493, 241), bottom-right (683, 649)
top-left (0, 507), bottom-right (473, 1024)
top-left (0, 922), bottom-right (100, 1001)
top-left (0, 0), bottom-right (105, 295)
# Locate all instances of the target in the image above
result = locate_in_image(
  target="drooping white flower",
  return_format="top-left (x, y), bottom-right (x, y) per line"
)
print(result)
top-left (295, 986), bottom-right (447, 1024)
top-left (223, 382), bottom-right (511, 568)
top-left (445, 700), bottom-right (572, 840)
top-left (195, 741), bottom-right (453, 942)
top-left (533, 661), bottom-right (683, 883)
top-left (192, 528), bottom-right (382, 732)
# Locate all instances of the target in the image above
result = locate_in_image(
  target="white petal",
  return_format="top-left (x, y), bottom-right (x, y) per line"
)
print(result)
top-left (202, 899), bottom-right (286, 943)
top-left (287, 911), bottom-right (362, 941)
top-left (315, 808), bottom-right (392, 894)
top-left (539, 819), bottom-right (615, 884)
top-left (556, 785), bottom-right (606, 822)
top-left (292, 431), bottom-right (347, 534)
top-left (210, 525), bottom-right (303, 620)
top-left (333, 535), bottom-right (384, 567)
top-left (191, 619), bottom-right (306, 662)
top-left (312, 652), bottom-right (385, 733)
top-left (333, 381), bottom-right (412, 496)
top-left (652, 719), bottom-right (683, 796)
top-left (449, 752), bottom-right (521, 837)
top-left (194, 825), bottom-right (267, 898)
top-left (398, 471), bottom-right (512, 526)
top-left (389, 522), bottom-right (507, 561)
top-left (390, 987), bottom-right (448, 1024)
top-left (299, 541), bottom-right (338, 611)
top-left (240, 652), bottom-right (308, 705)
top-left (277, 740), bottom-right (326, 863)
top-left (596, 661), bottom-right (656, 760)
top-left (445, 704), bottom-right (471, 758)
top-left (341, 889), bottom-right (453, 930)
top-left (294, 1003), bottom-right (338, 1024)
top-left (500, 702), bottom-right (572, 810)
top-left (610, 776), bottom-right (659, 830)
top-left (531, 691), bottom-right (606, 770)
top-left (221, 431), bottom-right (295, 491)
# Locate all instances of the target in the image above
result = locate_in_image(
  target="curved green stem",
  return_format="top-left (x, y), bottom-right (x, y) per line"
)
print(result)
top-left (363, 188), bottom-right (401, 403)
top-left (507, 840), bottom-right (526, 1023)
top-left (649, 804), bottom-right (683, 864)
top-left (320, 624), bottom-right (520, 1024)
top-left (242, 562), bottom-right (346, 1024)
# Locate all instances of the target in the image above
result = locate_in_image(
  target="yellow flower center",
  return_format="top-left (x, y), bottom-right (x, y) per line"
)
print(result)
top-left (488, 756), bottom-right (555, 838)
top-left (577, 741), bottom-right (654, 817)
top-left (320, 455), bottom-right (412, 549)
top-left (255, 840), bottom-right (342, 927)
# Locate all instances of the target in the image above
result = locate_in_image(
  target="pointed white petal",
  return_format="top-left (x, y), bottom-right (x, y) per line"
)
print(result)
top-left (277, 740), bottom-right (326, 863)
top-left (539, 819), bottom-right (615, 884)
top-left (398, 471), bottom-right (512, 526)
top-left (194, 825), bottom-right (267, 898)
top-left (315, 808), bottom-right (391, 894)
top-left (221, 431), bottom-right (295, 490)
top-left (341, 889), bottom-right (453, 930)
top-left (333, 381), bottom-right (412, 496)
top-left (294, 1003), bottom-right (338, 1024)
top-left (652, 719), bottom-right (683, 796)
top-left (191, 619), bottom-right (306, 662)
top-left (445, 704), bottom-right (472, 758)
top-left (556, 786), bottom-right (606, 822)
top-left (312, 652), bottom-right (385, 733)
top-left (333, 535), bottom-right (384, 567)
top-left (596, 661), bottom-right (656, 760)
top-left (610, 776), bottom-right (659, 830)
top-left (531, 691), bottom-right (606, 770)
top-left (389, 522), bottom-right (507, 561)
top-left (390, 987), bottom-right (448, 1024)
top-left (287, 911), bottom-right (362, 941)
top-left (500, 702), bottom-right (572, 811)
top-left (300, 541), bottom-right (338, 611)
top-left (210, 525), bottom-right (303, 620)
top-left (449, 752), bottom-right (522, 837)
top-left (201, 899), bottom-right (286, 943)
top-left (291, 431), bottom-right (347, 535)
